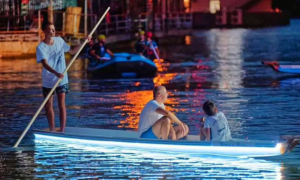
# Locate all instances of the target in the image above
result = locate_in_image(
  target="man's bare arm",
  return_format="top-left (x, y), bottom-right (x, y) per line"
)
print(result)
top-left (107, 49), bottom-right (114, 57)
top-left (155, 107), bottom-right (182, 125)
top-left (90, 50), bottom-right (100, 59)
top-left (155, 107), bottom-right (188, 137)
top-left (41, 59), bottom-right (64, 79)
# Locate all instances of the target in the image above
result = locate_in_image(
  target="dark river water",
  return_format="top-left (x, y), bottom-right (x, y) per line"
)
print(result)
top-left (1, 20), bottom-right (300, 179)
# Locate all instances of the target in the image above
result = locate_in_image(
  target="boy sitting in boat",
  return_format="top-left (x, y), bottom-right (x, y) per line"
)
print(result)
top-left (138, 86), bottom-right (189, 140)
top-left (199, 101), bottom-right (232, 141)
top-left (90, 34), bottom-right (114, 62)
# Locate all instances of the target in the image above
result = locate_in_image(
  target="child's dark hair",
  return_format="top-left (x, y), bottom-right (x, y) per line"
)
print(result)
top-left (202, 101), bottom-right (216, 116)
top-left (42, 21), bottom-right (53, 31)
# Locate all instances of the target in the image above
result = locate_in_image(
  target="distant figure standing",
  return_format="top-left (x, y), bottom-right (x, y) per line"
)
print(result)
top-left (36, 21), bottom-right (90, 132)
top-left (199, 101), bottom-right (232, 141)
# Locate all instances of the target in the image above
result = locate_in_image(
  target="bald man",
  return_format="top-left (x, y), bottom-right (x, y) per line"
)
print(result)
top-left (138, 86), bottom-right (189, 140)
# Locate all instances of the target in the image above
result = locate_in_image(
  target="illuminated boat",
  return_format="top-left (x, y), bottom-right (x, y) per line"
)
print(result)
top-left (87, 53), bottom-right (157, 78)
top-left (262, 61), bottom-right (300, 74)
top-left (33, 127), bottom-right (299, 158)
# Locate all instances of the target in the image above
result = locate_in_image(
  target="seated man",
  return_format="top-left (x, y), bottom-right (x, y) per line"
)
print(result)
top-left (138, 86), bottom-right (189, 140)
top-left (199, 101), bottom-right (232, 141)
top-left (90, 34), bottom-right (114, 61)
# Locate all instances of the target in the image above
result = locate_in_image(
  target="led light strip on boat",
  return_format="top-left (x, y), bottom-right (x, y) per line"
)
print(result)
top-left (34, 134), bottom-right (283, 158)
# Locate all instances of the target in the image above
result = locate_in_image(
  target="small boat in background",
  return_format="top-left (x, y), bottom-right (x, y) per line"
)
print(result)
top-left (262, 61), bottom-right (300, 74)
top-left (87, 53), bottom-right (157, 78)
top-left (33, 127), bottom-right (299, 158)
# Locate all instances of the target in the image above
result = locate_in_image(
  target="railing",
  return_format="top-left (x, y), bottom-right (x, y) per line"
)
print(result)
top-left (155, 12), bottom-right (193, 31)
top-left (168, 12), bottom-right (193, 29)
top-left (96, 14), bottom-right (132, 35)
top-left (133, 13), bottom-right (150, 32)
top-left (0, 11), bottom-right (193, 42)
top-left (0, 15), bottom-right (29, 31)
top-left (0, 13), bottom-right (41, 42)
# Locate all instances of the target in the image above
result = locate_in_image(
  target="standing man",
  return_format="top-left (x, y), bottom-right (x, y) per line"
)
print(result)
top-left (138, 86), bottom-right (189, 140)
top-left (36, 21), bottom-right (90, 132)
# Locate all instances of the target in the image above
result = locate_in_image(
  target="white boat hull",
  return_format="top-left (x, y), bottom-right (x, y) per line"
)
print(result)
top-left (33, 127), bottom-right (292, 158)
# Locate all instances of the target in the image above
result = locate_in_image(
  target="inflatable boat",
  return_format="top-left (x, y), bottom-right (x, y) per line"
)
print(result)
top-left (262, 61), bottom-right (300, 74)
top-left (87, 53), bottom-right (157, 78)
top-left (33, 127), bottom-right (299, 158)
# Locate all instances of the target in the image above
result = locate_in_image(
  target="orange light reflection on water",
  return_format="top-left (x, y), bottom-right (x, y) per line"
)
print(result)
top-left (0, 58), bottom-right (42, 89)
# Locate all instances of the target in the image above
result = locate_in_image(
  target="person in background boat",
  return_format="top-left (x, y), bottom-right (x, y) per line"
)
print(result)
top-left (134, 30), bottom-right (147, 55)
top-left (138, 86), bottom-right (189, 140)
top-left (144, 31), bottom-right (160, 60)
top-left (82, 38), bottom-right (94, 59)
top-left (199, 101), bottom-right (232, 141)
top-left (90, 34), bottom-right (114, 61)
top-left (36, 21), bottom-right (91, 132)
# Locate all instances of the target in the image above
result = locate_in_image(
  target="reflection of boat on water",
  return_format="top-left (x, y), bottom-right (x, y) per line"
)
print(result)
top-left (33, 127), bottom-right (299, 158)
top-left (271, 75), bottom-right (300, 87)
top-left (86, 53), bottom-right (157, 78)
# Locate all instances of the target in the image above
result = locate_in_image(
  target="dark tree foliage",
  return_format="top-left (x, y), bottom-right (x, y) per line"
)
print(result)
top-left (272, 0), bottom-right (296, 11)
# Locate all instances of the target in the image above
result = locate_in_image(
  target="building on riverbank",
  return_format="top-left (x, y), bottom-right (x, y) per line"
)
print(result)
top-left (192, 0), bottom-right (290, 28)
top-left (0, 0), bottom-right (292, 57)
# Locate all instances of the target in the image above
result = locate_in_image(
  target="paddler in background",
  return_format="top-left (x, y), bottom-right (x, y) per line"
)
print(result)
top-left (82, 38), bottom-right (94, 59)
top-left (134, 31), bottom-right (160, 61)
top-left (90, 34), bottom-right (114, 62)
top-left (144, 31), bottom-right (160, 60)
top-left (134, 30), bottom-right (147, 55)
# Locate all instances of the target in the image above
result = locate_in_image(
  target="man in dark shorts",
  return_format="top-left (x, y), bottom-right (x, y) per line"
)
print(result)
top-left (36, 21), bottom-right (90, 132)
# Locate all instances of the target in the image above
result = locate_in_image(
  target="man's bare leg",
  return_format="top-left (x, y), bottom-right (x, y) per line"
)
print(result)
top-left (57, 93), bottom-right (66, 132)
top-left (44, 95), bottom-right (55, 131)
top-left (152, 116), bottom-right (171, 140)
top-left (168, 126), bottom-right (176, 140)
top-left (173, 124), bottom-right (189, 140)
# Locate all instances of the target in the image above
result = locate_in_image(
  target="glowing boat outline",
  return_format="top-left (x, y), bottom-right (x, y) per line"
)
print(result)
top-left (33, 127), bottom-right (298, 158)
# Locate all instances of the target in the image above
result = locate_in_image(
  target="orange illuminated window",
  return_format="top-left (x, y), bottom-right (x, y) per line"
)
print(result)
top-left (209, 0), bottom-right (220, 14)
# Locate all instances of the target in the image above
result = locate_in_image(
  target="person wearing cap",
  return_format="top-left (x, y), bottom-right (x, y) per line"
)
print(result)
top-left (134, 30), bottom-right (147, 55)
top-left (144, 31), bottom-right (160, 60)
top-left (90, 34), bottom-right (114, 61)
